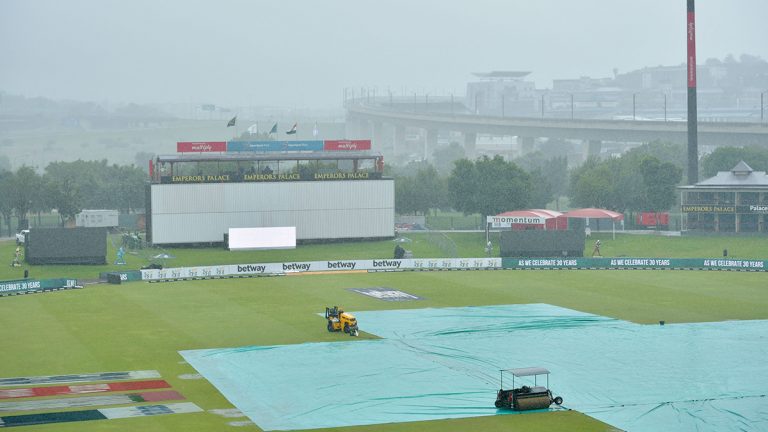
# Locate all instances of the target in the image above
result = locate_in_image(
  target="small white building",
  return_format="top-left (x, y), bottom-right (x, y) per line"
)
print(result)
top-left (75, 210), bottom-right (119, 228)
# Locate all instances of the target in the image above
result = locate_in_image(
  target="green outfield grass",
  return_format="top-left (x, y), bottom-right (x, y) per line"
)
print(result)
top-left (1, 233), bottom-right (767, 431)
top-left (2, 231), bottom-right (766, 281)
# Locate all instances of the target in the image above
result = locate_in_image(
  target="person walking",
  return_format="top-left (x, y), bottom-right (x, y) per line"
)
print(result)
top-left (592, 239), bottom-right (602, 257)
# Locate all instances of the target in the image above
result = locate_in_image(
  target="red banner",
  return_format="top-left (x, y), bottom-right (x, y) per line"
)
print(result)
top-left (177, 141), bottom-right (227, 153)
top-left (323, 140), bottom-right (371, 151)
top-left (636, 212), bottom-right (669, 226)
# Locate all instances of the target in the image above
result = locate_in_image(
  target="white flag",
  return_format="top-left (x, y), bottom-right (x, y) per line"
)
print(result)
top-left (247, 123), bottom-right (259, 135)
top-left (312, 122), bottom-right (319, 137)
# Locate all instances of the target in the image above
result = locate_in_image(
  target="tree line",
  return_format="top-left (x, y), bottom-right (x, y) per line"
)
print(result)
top-left (2, 143), bottom-right (765, 237)
top-left (394, 141), bottom-right (768, 219)
top-left (0, 160), bottom-right (146, 236)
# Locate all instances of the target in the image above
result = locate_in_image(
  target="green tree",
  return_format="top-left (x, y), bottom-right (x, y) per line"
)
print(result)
top-left (569, 157), bottom-right (614, 209)
top-left (624, 140), bottom-right (687, 180)
top-left (0, 170), bottom-right (14, 236)
top-left (447, 159), bottom-right (479, 215)
top-left (527, 168), bottom-right (553, 208)
top-left (413, 164), bottom-right (447, 215)
top-left (395, 176), bottom-right (419, 215)
top-left (639, 157), bottom-right (683, 221)
top-left (701, 146), bottom-right (768, 178)
top-left (515, 152), bottom-right (569, 210)
top-left (44, 162), bottom-right (86, 225)
top-left (394, 164), bottom-right (447, 216)
top-left (9, 166), bottom-right (42, 230)
top-left (448, 155), bottom-right (531, 217)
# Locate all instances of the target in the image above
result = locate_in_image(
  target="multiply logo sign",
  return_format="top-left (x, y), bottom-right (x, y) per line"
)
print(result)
top-left (190, 144), bottom-right (212, 151)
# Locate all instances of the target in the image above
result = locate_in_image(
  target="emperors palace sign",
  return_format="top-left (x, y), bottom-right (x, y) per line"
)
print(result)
top-left (681, 205), bottom-right (768, 214)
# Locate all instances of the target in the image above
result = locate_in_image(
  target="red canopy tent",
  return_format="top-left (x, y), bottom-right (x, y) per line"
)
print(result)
top-left (493, 209), bottom-right (566, 230)
top-left (563, 208), bottom-right (624, 239)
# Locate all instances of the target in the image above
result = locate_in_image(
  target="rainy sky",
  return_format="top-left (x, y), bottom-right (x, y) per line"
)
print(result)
top-left (1, 0), bottom-right (767, 109)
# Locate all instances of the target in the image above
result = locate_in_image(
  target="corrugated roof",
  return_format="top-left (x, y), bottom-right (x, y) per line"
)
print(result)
top-left (694, 160), bottom-right (768, 187)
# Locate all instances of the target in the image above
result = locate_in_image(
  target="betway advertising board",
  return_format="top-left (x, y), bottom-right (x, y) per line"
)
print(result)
top-left (138, 256), bottom-right (768, 281)
top-left (140, 258), bottom-right (502, 281)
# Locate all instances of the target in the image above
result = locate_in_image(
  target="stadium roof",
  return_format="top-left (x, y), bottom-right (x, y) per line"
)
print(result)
top-left (679, 161), bottom-right (768, 189)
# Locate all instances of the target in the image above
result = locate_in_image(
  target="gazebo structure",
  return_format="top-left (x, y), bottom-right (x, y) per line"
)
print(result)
top-left (678, 161), bottom-right (768, 233)
top-left (563, 208), bottom-right (624, 239)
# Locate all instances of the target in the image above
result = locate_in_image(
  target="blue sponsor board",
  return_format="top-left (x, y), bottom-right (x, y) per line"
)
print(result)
top-left (227, 140), bottom-right (323, 152)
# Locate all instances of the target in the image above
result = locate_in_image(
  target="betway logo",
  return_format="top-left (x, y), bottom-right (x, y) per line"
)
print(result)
top-left (327, 261), bottom-right (356, 270)
top-left (237, 264), bottom-right (266, 273)
top-left (191, 144), bottom-right (212, 151)
top-left (372, 260), bottom-right (402, 268)
top-left (283, 263), bottom-right (311, 271)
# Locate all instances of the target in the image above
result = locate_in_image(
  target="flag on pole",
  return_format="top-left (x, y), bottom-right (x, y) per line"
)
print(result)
top-left (226, 116), bottom-right (237, 127)
top-left (286, 123), bottom-right (297, 135)
top-left (312, 122), bottom-right (319, 137)
top-left (247, 123), bottom-right (259, 135)
top-left (268, 123), bottom-right (278, 134)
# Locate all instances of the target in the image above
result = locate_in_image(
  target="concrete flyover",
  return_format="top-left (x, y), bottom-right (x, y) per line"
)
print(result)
top-left (346, 103), bottom-right (768, 157)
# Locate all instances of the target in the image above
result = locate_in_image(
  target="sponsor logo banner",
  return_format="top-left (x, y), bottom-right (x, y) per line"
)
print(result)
top-left (502, 258), bottom-right (767, 271)
top-left (159, 171), bottom-right (382, 184)
top-left (323, 140), bottom-right (372, 151)
top-left (0, 278), bottom-right (78, 295)
top-left (140, 258), bottom-right (499, 281)
top-left (227, 140), bottom-right (324, 152)
top-left (176, 141), bottom-right (226, 153)
top-left (487, 216), bottom-right (546, 227)
top-left (746, 204), bottom-right (768, 213)
top-left (681, 205), bottom-right (735, 213)
top-left (347, 287), bottom-right (423, 301)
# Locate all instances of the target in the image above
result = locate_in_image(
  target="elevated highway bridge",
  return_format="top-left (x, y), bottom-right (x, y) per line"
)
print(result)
top-left (346, 103), bottom-right (768, 160)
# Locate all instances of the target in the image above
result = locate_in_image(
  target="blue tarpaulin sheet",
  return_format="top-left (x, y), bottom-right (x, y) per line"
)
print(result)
top-left (180, 304), bottom-right (768, 431)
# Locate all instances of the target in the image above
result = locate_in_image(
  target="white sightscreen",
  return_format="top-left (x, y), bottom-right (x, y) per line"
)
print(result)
top-left (228, 227), bottom-right (296, 250)
top-left (149, 180), bottom-right (394, 244)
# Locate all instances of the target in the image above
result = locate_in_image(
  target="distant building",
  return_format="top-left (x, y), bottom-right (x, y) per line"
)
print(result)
top-left (466, 56), bottom-right (768, 121)
top-left (465, 71), bottom-right (537, 117)
top-left (678, 161), bottom-right (768, 233)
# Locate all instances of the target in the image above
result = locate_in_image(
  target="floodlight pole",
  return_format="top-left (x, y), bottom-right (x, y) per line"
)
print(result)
top-left (686, 0), bottom-right (699, 184)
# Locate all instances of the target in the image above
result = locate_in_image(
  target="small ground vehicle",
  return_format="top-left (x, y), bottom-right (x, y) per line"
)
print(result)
top-left (325, 306), bottom-right (359, 336)
top-left (495, 367), bottom-right (563, 410)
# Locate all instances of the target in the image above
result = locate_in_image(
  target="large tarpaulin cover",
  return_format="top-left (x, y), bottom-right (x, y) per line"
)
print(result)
top-left (180, 304), bottom-right (768, 431)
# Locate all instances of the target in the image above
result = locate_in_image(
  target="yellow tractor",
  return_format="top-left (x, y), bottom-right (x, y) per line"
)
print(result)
top-left (325, 306), bottom-right (359, 337)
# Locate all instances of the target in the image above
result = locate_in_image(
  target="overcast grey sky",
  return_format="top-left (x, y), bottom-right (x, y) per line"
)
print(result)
top-left (1, 0), bottom-right (766, 109)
